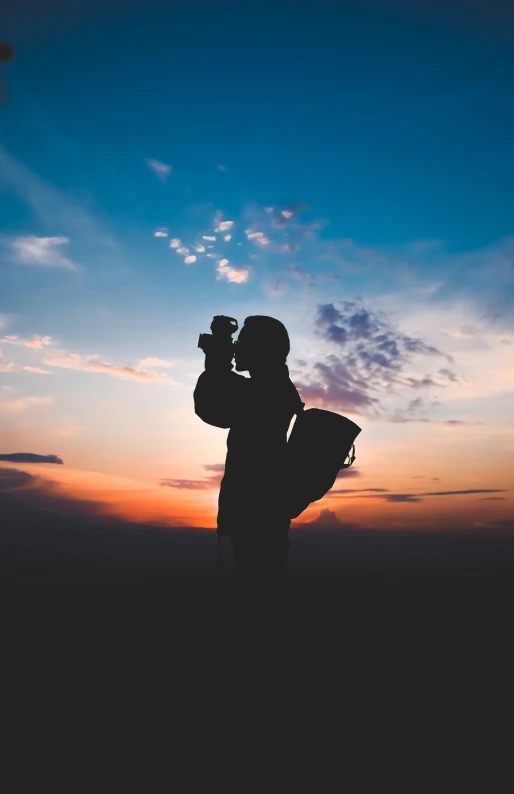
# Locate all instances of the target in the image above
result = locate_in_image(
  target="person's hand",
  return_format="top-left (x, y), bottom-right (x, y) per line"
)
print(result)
top-left (204, 340), bottom-right (234, 371)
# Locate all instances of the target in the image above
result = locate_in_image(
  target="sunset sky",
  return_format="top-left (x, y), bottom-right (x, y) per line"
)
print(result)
top-left (1, 0), bottom-right (513, 532)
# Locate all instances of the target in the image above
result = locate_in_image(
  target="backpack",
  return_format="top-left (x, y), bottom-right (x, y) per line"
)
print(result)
top-left (286, 406), bottom-right (362, 519)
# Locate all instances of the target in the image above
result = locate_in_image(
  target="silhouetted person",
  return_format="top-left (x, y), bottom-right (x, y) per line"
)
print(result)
top-left (194, 316), bottom-right (303, 609)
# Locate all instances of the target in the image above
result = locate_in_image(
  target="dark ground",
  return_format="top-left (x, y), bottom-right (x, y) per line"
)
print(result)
top-left (2, 499), bottom-right (513, 619)
top-left (3, 499), bottom-right (514, 715)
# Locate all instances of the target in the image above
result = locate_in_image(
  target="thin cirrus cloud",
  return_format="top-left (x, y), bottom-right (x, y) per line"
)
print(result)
top-left (42, 349), bottom-right (176, 384)
top-left (329, 488), bottom-right (507, 503)
top-left (145, 158), bottom-right (171, 181)
top-left (160, 464), bottom-right (224, 489)
top-left (9, 236), bottom-right (79, 271)
top-left (22, 366), bottom-right (52, 374)
top-left (160, 475), bottom-right (222, 490)
top-left (138, 357), bottom-right (174, 368)
top-left (0, 146), bottom-right (113, 246)
top-left (0, 453), bottom-right (63, 464)
top-left (1, 335), bottom-right (52, 349)
top-left (0, 396), bottom-right (53, 414)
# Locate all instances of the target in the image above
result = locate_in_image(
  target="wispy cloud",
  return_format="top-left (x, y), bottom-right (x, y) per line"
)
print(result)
top-left (1, 335), bottom-right (52, 349)
top-left (267, 280), bottom-right (289, 296)
top-left (0, 396), bottom-right (53, 414)
top-left (330, 488), bottom-right (507, 502)
top-left (138, 357), bottom-right (174, 369)
top-left (42, 349), bottom-right (177, 384)
top-left (160, 464), bottom-right (225, 489)
top-left (146, 158), bottom-right (171, 181)
top-left (9, 236), bottom-right (79, 271)
top-left (0, 452), bottom-right (63, 464)
top-left (85, 359), bottom-right (172, 383)
top-left (0, 146), bottom-right (113, 246)
top-left (160, 475), bottom-right (222, 490)
top-left (22, 366), bottom-right (52, 374)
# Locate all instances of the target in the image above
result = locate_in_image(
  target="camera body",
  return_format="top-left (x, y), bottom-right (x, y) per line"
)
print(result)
top-left (198, 315), bottom-right (239, 356)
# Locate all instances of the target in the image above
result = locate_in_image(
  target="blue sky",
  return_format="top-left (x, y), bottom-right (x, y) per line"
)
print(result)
top-left (1, 0), bottom-right (513, 529)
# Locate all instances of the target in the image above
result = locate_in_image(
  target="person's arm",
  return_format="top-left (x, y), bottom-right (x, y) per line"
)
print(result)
top-left (194, 350), bottom-right (247, 429)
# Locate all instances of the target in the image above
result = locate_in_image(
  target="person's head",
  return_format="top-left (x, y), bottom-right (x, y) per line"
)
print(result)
top-left (234, 315), bottom-right (290, 373)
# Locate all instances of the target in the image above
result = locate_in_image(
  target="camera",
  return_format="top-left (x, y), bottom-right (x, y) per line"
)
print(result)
top-left (198, 315), bottom-right (239, 356)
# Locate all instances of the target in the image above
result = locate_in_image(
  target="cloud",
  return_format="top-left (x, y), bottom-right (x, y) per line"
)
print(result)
top-left (268, 280), bottom-right (289, 296)
top-left (184, 255), bottom-right (196, 264)
top-left (154, 229), bottom-right (168, 238)
top-left (0, 362), bottom-right (14, 372)
top-left (382, 494), bottom-right (423, 503)
top-left (0, 453), bottom-right (63, 464)
top-left (302, 508), bottom-right (360, 530)
top-left (0, 146), bottom-right (113, 245)
top-left (335, 468), bottom-right (362, 479)
top-left (159, 464), bottom-right (226, 490)
top-left (43, 349), bottom-right (174, 384)
top-left (1, 335), bottom-right (52, 349)
top-left (330, 488), bottom-right (390, 494)
top-left (9, 236), bottom-right (79, 271)
top-left (216, 260), bottom-right (249, 284)
top-left (296, 299), bottom-right (456, 416)
top-left (85, 359), bottom-right (171, 383)
top-left (0, 467), bottom-right (34, 491)
top-left (0, 396), bottom-right (53, 414)
top-left (217, 164), bottom-right (227, 172)
top-left (387, 414), bottom-right (480, 425)
top-left (480, 497), bottom-right (505, 501)
top-left (43, 351), bottom-right (83, 369)
top-left (169, 238), bottom-right (181, 248)
top-left (146, 158), bottom-right (171, 181)
top-left (138, 357), bottom-right (174, 368)
top-left (285, 265), bottom-right (309, 281)
top-left (160, 472), bottom-right (223, 490)
top-left (297, 358), bottom-right (380, 413)
top-left (339, 488), bottom-right (508, 503)
top-left (214, 221), bottom-right (234, 233)
top-left (22, 366), bottom-right (52, 374)
top-left (418, 489), bottom-right (507, 497)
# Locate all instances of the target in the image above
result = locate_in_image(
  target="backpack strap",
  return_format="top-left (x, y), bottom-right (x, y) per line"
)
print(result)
top-left (341, 443), bottom-right (356, 469)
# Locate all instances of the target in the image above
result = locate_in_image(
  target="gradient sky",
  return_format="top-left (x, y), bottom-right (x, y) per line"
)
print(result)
top-left (1, 0), bottom-right (513, 530)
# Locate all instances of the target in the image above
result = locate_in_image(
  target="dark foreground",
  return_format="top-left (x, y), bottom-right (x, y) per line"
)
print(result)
top-left (2, 501), bottom-right (513, 620)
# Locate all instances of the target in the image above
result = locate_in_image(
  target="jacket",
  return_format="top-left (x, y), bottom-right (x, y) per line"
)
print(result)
top-left (194, 361), bottom-right (302, 536)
